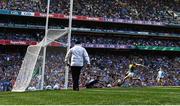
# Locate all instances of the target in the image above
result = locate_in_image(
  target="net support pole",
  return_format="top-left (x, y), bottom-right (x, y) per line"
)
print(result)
top-left (41, 0), bottom-right (51, 90)
top-left (64, 0), bottom-right (74, 89)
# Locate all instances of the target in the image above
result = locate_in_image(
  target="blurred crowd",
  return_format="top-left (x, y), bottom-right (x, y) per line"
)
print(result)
top-left (0, 32), bottom-right (44, 41)
top-left (0, 0), bottom-right (179, 24)
top-left (0, 53), bottom-right (22, 91)
top-left (0, 0), bottom-right (179, 92)
top-left (0, 50), bottom-right (179, 91)
top-left (0, 31), bottom-right (179, 47)
top-left (72, 35), bottom-right (180, 47)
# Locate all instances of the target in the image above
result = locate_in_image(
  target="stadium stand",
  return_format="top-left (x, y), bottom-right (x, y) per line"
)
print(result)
top-left (0, 50), bottom-right (180, 91)
top-left (72, 35), bottom-right (180, 47)
top-left (0, 0), bottom-right (179, 91)
top-left (0, 0), bottom-right (179, 24)
top-left (0, 31), bottom-right (179, 47)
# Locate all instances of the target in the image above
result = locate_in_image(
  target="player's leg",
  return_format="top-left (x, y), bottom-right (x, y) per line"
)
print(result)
top-left (129, 77), bottom-right (134, 86)
top-left (130, 72), bottom-right (142, 87)
top-left (157, 76), bottom-right (160, 85)
top-left (133, 77), bottom-right (143, 87)
top-left (120, 72), bottom-right (134, 86)
top-left (157, 76), bottom-right (163, 86)
top-left (128, 72), bottom-right (134, 84)
top-left (159, 78), bottom-right (164, 86)
top-left (71, 66), bottom-right (82, 91)
top-left (119, 75), bottom-right (129, 86)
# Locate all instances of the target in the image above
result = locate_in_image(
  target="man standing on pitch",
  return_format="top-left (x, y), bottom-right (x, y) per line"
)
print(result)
top-left (65, 41), bottom-right (90, 91)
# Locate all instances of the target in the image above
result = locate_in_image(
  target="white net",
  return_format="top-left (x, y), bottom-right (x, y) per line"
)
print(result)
top-left (12, 29), bottom-right (68, 92)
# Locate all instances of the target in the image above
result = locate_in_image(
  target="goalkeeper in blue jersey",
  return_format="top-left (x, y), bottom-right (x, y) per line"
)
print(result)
top-left (119, 63), bottom-right (147, 86)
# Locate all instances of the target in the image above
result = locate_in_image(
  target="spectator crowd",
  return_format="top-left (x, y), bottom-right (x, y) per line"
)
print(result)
top-left (72, 35), bottom-right (180, 47)
top-left (0, 31), bottom-right (179, 47)
top-left (0, 49), bottom-right (179, 91)
top-left (0, 0), bottom-right (179, 91)
top-left (0, 0), bottom-right (179, 24)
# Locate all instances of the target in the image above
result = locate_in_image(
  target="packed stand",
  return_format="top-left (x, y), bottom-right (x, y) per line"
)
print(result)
top-left (0, 53), bottom-right (22, 91)
top-left (0, 0), bottom-right (179, 24)
top-left (0, 31), bottom-right (179, 47)
top-left (72, 35), bottom-right (180, 47)
top-left (85, 53), bottom-right (180, 87)
top-left (0, 50), bottom-right (180, 91)
top-left (0, 32), bottom-right (44, 41)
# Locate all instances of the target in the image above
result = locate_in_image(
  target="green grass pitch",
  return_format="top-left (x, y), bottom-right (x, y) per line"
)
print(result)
top-left (0, 87), bottom-right (180, 105)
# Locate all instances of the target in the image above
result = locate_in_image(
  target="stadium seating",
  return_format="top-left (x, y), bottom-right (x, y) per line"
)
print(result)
top-left (0, 32), bottom-right (179, 47)
top-left (0, 0), bottom-right (179, 91)
top-left (0, 0), bottom-right (179, 24)
top-left (0, 51), bottom-right (179, 91)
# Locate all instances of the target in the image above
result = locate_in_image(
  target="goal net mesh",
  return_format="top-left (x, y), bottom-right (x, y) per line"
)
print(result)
top-left (12, 29), bottom-right (68, 92)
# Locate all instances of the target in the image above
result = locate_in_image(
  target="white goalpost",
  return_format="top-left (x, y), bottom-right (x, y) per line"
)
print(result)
top-left (40, 0), bottom-right (50, 90)
top-left (64, 0), bottom-right (74, 89)
top-left (12, 0), bottom-right (73, 92)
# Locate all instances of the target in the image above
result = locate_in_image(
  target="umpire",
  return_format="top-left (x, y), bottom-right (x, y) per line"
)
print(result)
top-left (65, 41), bottom-right (90, 91)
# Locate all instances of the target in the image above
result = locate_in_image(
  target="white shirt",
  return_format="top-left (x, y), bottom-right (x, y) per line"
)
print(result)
top-left (158, 70), bottom-right (164, 77)
top-left (65, 44), bottom-right (90, 67)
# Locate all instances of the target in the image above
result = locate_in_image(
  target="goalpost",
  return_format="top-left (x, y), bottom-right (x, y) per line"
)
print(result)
top-left (12, 0), bottom-right (73, 92)
top-left (40, 0), bottom-right (50, 90)
top-left (64, 0), bottom-right (74, 89)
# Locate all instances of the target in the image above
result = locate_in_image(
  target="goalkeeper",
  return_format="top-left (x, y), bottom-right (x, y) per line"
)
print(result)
top-left (65, 41), bottom-right (90, 91)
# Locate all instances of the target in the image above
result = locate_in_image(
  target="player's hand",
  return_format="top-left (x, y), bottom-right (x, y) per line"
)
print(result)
top-left (140, 64), bottom-right (145, 67)
top-left (140, 64), bottom-right (147, 68)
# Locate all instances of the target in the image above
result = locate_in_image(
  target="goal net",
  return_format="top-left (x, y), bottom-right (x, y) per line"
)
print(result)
top-left (12, 29), bottom-right (68, 92)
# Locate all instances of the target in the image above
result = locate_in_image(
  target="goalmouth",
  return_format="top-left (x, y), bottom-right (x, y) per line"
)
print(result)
top-left (12, 0), bottom-right (74, 92)
top-left (12, 29), bottom-right (68, 92)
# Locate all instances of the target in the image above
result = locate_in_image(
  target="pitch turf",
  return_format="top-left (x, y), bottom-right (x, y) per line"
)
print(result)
top-left (0, 87), bottom-right (180, 105)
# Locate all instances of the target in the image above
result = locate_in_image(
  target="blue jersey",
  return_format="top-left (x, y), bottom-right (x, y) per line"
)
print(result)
top-left (158, 70), bottom-right (165, 78)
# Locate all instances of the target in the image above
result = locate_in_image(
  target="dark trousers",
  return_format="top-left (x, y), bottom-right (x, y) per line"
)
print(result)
top-left (71, 66), bottom-right (82, 91)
